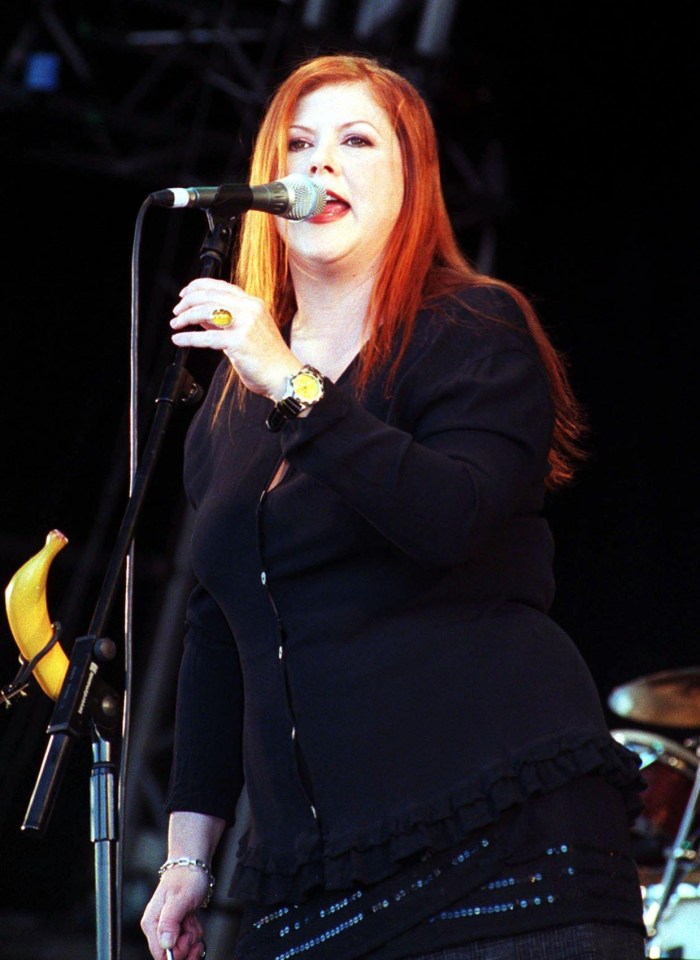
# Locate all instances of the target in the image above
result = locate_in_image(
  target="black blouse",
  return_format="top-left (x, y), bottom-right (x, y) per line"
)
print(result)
top-left (166, 285), bottom-right (644, 908)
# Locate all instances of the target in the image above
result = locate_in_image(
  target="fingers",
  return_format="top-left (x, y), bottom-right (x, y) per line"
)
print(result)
top-left (161, 943), bottom-right (207, 960)
top-left (178, 277), bottom-right (241, 298)
top-left (174, 914), bottom-right (206, 960)
top-left (172, 927), bottom-right (206, 960)
top-left (141, 885), bottom-right (167, 958)
top-left (141, 873), bottom-right (208, 960)
top-left (170, 327), bottom-right (233, 350)
top-left (141, 910), bottom-right (202, 960)
top-left (172, 279), bottom-right (254, 323)
top-left (157, 893), bottom-right (204, 957)
top-left (166, 278), bottom-right (298, 397)
top-left (170, 280), bottom-right (265, 343)
top-left (178, 914), bottom-right (207, 960)
top-left (171, 299), bottom-right (235, 331)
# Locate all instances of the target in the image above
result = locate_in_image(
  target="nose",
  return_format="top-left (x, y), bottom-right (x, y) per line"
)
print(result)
top-left (308, 137), bottom-right (337, 175)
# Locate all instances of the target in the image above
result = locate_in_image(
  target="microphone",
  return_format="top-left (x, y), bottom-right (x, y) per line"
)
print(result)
top-left (149, 174), bottom-right (326, 221)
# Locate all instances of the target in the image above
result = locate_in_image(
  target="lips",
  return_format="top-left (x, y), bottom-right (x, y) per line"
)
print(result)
top-left (307, 188), bottom-right (350, 222)
top-left (324, 189), bottom-right (349, 208)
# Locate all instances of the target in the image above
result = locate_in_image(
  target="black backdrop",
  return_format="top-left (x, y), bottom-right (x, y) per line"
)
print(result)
top-left (1, 4), bottom-right (698, 954)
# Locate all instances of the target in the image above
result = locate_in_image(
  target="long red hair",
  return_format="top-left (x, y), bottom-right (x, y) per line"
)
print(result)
top-left (224, 54), bottom-right (586, 488)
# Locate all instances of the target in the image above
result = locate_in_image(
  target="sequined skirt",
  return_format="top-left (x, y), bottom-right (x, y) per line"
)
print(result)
top-left (232, 777), bottom-right (645, 960)
top-left (393, 923), bottom-right (645, 960)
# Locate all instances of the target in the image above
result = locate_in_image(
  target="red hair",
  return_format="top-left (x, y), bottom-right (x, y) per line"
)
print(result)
top-left (224, 54), bottom-right (586, 488)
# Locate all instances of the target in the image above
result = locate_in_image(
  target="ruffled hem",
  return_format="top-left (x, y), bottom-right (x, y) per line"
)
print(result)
top-left (229, 733), bottom-right (645, 905)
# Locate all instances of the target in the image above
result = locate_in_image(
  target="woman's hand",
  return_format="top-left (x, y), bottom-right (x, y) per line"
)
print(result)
top-left (141, 867), bottom-right (209, 960)
top-left (170, 278), bottom-right (300, 400)
top-left (142, 813), bottom-right (225, 960)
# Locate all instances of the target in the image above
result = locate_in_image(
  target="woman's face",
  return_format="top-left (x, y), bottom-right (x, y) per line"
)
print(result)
top-left (280, 81), bottom-right (405, 277)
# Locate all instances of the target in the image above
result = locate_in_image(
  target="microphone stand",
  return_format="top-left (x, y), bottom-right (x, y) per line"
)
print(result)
top-left (21, 208), bottom-right (236, 960)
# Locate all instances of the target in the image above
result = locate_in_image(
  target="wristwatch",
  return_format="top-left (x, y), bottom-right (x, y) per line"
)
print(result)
top-left (266, 365), bottom-right (325, 432)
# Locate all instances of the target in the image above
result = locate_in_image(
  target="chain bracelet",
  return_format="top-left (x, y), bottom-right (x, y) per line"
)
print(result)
top-left (158, 856), bottom-right (216, 908)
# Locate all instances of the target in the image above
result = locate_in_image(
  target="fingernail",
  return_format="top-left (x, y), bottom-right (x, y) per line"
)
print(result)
top-left (159, 932), bottom-right (175, 949)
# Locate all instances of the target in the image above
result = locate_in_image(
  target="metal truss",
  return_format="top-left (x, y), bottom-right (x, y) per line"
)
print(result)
top-left (0, 0), bottom-right (501, 209)
top-left (1, 0), bottom-right (507, 267)
top-left (1, 0), bottom-right (302, 185)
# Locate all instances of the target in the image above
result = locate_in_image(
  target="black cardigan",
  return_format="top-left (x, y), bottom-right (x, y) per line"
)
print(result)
top-left (166, 285), bottom-right (642, 905)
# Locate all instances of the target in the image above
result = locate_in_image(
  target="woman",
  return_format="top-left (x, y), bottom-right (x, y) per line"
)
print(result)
top-left (141, 55), bottom-right (646, 960)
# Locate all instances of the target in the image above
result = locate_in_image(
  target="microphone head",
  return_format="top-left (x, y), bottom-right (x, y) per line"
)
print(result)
top-left (280, 175), bottom-right (327, 221)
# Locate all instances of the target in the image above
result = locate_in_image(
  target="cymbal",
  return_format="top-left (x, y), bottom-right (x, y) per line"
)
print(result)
top-left (608, 667), bottom-right (700, 727)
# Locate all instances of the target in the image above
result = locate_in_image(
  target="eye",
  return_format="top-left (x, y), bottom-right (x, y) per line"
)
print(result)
top-left (344, 134), bottom-right (371, 147)
top-left (288, 138), bottom-right (311, 152)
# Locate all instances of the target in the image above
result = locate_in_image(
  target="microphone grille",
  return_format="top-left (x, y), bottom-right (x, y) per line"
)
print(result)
top-left (283, 175), bottom-right (327, 221)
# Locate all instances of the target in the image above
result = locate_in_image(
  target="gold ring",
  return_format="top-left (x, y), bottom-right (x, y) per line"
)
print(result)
top-left (211, 308), bottom-right (233, 328)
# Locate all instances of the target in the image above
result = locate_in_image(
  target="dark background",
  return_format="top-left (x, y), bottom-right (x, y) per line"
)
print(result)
top-left (0, 3), bottom-right (698, 957)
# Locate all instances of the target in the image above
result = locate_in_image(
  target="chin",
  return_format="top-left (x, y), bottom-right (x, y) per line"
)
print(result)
top-left (291, 240), bottom-right (357, 267)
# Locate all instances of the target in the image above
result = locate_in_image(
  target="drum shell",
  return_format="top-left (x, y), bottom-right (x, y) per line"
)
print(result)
top-left (611, 729), bottom-right (698, 864)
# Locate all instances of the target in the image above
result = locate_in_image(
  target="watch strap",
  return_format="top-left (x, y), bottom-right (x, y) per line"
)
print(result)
top-left (266, 366), bottom-right (324, 433)
top-left (266, 396), bottom-right (304, 432)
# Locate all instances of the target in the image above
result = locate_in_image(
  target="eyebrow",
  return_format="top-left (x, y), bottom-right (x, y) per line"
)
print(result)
top-left (288, 120), bottom-right (381, 135)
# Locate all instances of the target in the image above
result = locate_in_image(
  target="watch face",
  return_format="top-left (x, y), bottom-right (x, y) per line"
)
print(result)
top-left (293, 371), bottom-right (323, 403)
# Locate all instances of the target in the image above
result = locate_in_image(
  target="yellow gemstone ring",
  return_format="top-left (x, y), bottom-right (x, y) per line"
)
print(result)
top-left (211, 307), bottom-right (233, 328)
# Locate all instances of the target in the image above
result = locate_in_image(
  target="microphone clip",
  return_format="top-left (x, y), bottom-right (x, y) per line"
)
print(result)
top-left (45, 633), bottom-right (120, 740)
top-left (0, 622), bottom-right (62, 708)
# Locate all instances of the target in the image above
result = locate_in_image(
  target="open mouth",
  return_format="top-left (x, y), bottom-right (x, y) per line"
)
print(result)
top-left (321, 189), bottom-right (350, 213)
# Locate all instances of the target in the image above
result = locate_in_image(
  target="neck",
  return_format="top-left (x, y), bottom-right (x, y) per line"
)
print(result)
top-left (288, 263), bottom-right (377, 377)
top-left (291, 263), bottom-right (376, 334)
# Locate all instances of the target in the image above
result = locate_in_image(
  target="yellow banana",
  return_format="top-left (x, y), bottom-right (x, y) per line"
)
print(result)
top-left (5, 530), bottom-right (70, 700)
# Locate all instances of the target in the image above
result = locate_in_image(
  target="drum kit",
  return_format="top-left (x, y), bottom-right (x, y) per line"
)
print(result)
top-left (609, 666), bottom-right (700, 959)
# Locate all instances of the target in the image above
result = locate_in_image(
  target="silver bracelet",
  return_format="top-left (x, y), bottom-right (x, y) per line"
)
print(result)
top-left (158, 856), bottom-right (216, 908)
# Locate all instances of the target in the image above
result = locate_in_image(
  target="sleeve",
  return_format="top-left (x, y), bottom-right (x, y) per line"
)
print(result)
top-left (280, 317), bottom-right (555, 567)
top-left (165, 582), bottom-right (244, 825)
